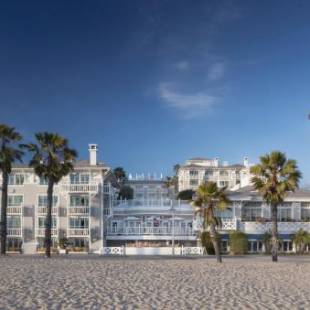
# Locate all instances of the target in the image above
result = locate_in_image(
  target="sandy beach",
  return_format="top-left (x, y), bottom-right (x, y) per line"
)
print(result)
top-left (0, 255), bottom-right (309, 309)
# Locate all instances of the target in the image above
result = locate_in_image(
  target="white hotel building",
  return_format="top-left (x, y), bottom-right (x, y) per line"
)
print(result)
top-left (0, 145), bottom-right (118, 254)
top-left (177, 157), bottom-right (252, 192)
top-left (1, 149), bottom-right (310, 255)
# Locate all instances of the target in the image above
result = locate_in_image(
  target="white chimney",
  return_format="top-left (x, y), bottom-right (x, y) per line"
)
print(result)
top-left (243, 156), bottom-right (249, 167)
top-left (214, 157), bottom-right (220, 167)
top-left (88, 144), bottom-right (98, 166)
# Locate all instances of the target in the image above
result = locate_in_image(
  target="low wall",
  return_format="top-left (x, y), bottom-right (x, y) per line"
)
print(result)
top-left (101, 246), bottom-right (203, 256)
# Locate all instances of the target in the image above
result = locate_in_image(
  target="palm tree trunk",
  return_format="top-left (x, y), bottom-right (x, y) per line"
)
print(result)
top-left (0, 170), bottom-right (8, 255)
top-left (271, 204), bottom-right (278, 262)
top-left (209, 222), bottom-right (222, 263)
top-left (45, 178), bottom-right (54, 258)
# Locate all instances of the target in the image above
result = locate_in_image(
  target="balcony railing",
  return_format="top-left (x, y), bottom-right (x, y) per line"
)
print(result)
top-left (7, 206), bottom-right (22, 214)
top-left (62, 182), bottom-right (98, 193)
top-left (36, 228), bottom-right (58, 237)
top-left (7, 228), bottom-right (22, 237)
top-left (68, 206), bottom-right (90, 215)
top-left (107, 226), bottom-right (194, 236)
top-left (37, 207), bottom-right (58, 215)
top-left (239, 221), bottom-right (310, 233)
top-left (67, 228), bottom-right (90, 237)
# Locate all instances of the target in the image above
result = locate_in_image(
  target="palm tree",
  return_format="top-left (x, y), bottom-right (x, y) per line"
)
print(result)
top-left (251, 151), bottom-right (301, 262)
top-left (23, 133), bottom-right (77, 257)
top-left (0, 124), bottom-right (24, 255)
top-left (293, 229), bottom-right (310, 254)
top-left (192, 181), bottom-right (230, 263)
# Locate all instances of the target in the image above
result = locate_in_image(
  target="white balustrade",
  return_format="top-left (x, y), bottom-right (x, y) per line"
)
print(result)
top-left (102, 247), bottom-right (124, 255)
top-left (240, 221), bottom-right (310, 234)
top-left (62, 182), bottom-right (98, 193)
top-left (181, 246), bottom-right (203, 256)
top-left (68, 206), bottom-right (89, 215)
top-left (67, 228), bottom-right (90, 237)
top-left (7, 206), bottom-right (22, 214)
top-left (107, 226), bottom-right (194, 236)
top-left (37, 207), bottom-right (58, 215)
top-left (36, 228), bottom-right (58, 237)
top-left (7, 228), bottom-right (22, 236)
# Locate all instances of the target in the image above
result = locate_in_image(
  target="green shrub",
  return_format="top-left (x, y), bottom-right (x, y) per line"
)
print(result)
top-left (200, 231), bottom-right (221, 255)
top-left (229, 231), bottom-right (248, 255)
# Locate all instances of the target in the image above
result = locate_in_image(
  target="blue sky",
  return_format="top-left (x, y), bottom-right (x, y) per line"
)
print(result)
top-left (1, 1), bottom-right (310, 183)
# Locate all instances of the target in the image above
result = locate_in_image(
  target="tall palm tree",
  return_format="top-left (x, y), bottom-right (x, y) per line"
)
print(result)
top-left (23, 133), bottom-right (77, 257)
top-left (192, 181), bottom-right (230, 263)
top-left (251, 151), bottom-right (301, 262)
top-left (0, 124), bottom-right (24, 255)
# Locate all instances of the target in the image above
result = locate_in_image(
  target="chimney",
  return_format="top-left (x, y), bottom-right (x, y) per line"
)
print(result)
top-left (214, 157), bottom-right (220, 167)
top-left (243, 156), bottom-right (249, 167)
top-left (88, 144), bottom-right (98, 166)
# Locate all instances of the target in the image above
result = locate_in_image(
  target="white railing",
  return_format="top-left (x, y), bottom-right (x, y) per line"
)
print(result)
top-left (68, 206), bottom-right (90, 215)
top-left (101, 247), bottom-right (125, 255)
top-left (62, 182), bottom-right (98, 193)
top-left (7, 228), bottom-right (22, 236)
top-left (100, 246), bottom-right (203, 256)
top-left (220, 218), bottom-right (237, 230)
top-left (36, 228), bottom-right (58, 237)
top-left (67, 228), bottom-right (89, 237)
top-left (240, 221), bottom-right (310, 234)
top-left (181, 246), bottom-right (203, 256)
top-left (7, 206), bottom-right (22, 214)
top-left (37, 207), bottom-right (58, 215)
top-left (107, 226), bottom-right (194, 236)
top-left (116, 199), bottom-right (172, 208)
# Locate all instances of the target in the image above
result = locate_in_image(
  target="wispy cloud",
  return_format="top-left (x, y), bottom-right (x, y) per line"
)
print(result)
top-left (158, 83), bottom-right (218, 119)
top-left (174, 61), bottom-right (190, 71)
top-left (208, 62), bottom-right (226, 81)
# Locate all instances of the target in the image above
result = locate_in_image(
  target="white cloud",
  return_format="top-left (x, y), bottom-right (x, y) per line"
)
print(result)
top-left (174, 61), bottom-right (190, 71)
top-left (158, 83), bottom-right (217, 119)
top-left (208, 62), bottom-right (225, 81)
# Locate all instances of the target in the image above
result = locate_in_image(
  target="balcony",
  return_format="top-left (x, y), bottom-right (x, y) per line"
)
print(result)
top-left (239, 221), bottom-right (310, 234)
top-left (36, 228), bottom-right (58, 237)
top-left (68, 206), bottom-right (89, 215)
top-left (7, 206), bottom-right (22, 214)
top-left (37, 206), bottom-right (58, 215)
top-left (7, 228), bottom-right (22, 237)
top-left (67, 228), bottom-right (89, 237)
top-left (107, 226), bottom-right (194, 236)
top-left (62, 182), bottom-right (98, 193)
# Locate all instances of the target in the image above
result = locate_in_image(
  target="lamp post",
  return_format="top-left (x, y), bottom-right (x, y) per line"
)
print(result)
top-left (171, 200), bottom-right (175, 256)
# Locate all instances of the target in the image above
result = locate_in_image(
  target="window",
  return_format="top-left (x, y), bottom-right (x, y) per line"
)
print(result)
top-left (219, 171), bottom-right (229, 176)
top-left (70, 195), bottom-right (89, 207)
top-left (7, 216), bottom-right (21, 228)
top-left (69, 217), bottom-right (89, 228)
top-left (190, 179), bottom-right (199, 186)
top-left (242, 204), bottom-right (262, 221)
top-left (38, 217), bottom-right (57, 228)
top-left (189, 170), bottom-right (198, 177)
top-left (8, 174), bottom-right (24, 185)
top-left (70, 173), bottom-right (89, 184)
top-left (38, 196), bottom-right (58, 207)
top-left (219, 181), bottom-right (229, 188)
top-left (39, 176), bottom-right (48, 185)
top-left (8, 195), bottom-right (23, 206)
top-left (278, 207), bottom-right (292, 222)
top-left (301, 203), bottom-right (310, 221)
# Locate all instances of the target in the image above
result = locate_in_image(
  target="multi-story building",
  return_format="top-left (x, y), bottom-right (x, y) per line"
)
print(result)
top-left (106, 178), bottom-right (310, 254)
top-left (177, 157), bottom-right (251, 192)
top-left (0, 144), bottom-right (118, 254)
top-left (106, 178), bottom-right (195, 248)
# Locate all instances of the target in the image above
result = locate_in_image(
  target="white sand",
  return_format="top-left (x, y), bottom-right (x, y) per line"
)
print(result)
top-left (0, 255), bottom-right (310, 309)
